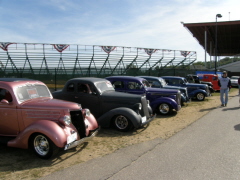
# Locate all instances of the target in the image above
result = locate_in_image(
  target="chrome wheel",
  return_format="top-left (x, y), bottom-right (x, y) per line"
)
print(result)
top-left (31, 134), bottom-right (59, 159)
top-left (158, 103), bottom-right (172, 115)
top-left (196, 93), bottom-right (205, 101)
top-left (33, 134), bottom-right (50, 156)
top-left (114, 115), bottom-right (133, 131)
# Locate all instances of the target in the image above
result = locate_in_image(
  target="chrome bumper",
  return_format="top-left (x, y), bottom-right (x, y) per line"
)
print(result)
top-left (141, 114), bottom-right (156, 126)
top-left (64, 127), bottom-right (100, 150)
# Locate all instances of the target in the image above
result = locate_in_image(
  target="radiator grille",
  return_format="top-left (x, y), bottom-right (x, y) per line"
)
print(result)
top-left (70, 110), bottom-right (86, 139)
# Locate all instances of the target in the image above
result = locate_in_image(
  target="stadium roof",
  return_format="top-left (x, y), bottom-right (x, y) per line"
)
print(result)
top-left (183, 20), bottom-right (240, 56)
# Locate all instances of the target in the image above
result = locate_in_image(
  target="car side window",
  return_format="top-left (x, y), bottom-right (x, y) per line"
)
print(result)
top-left (171, 79), bottom-right (179, 85)
top-left (165, 79), bottom-right (170, 84)
top-left (128, 81), bottom-right (141, 90)
top-left (112, 81), bottom-right (124, 89)
top-left (0, 88), bottom-right (13, 102)
top-left (67, 83), bottom-right (75, 92)
top-left (151, 80), bottom-right (161, 88)
top-left (77, 83), bottom-right (89, 93)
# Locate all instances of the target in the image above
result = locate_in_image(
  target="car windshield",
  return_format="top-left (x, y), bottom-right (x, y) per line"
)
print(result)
top-left (95, 81), bottom-right (115, 93)
top-left (142, 80), bottom-right (150, 87)
top-left (160, 78), bottom-right (167, 86)
top-left (16, 84), bottom-right (51, 103)
top-left (231, 76), bottom-right (239, 79)
top-left (183, 78), bottom-right (188, 83)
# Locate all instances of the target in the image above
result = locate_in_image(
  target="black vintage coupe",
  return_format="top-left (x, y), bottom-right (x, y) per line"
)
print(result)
top-left (52, 77), bottom-right (155, 131)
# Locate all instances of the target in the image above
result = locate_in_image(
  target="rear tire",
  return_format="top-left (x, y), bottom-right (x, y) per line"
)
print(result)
top-left (31, 133), bottom-right (59, 159)
top-left (196, 93), bottom-right (205, 101)
top-left (113, 115), bottom-right (133, 132)
top-left (158, 103), bottom-right (172, 115)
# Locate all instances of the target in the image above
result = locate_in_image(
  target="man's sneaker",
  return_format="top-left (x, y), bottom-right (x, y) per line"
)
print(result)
top-left (225, 104), bottom-right (227, 107)
top-left (221, 104), bottom-right (224, 107)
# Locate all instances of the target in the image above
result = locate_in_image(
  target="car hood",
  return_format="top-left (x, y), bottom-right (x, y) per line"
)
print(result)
top-left (102, 90), bottom-right (143, 103)
top-left (185, 83), bottom-right (207, 88)
top-left (19, 97), bottom-right (81, 110)
top-left (145, 87), bottom-right (179, 95)
top-left (162, 85), bottom-right (186, 91)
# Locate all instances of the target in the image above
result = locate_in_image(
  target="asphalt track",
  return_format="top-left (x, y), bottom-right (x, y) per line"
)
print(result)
top-left (39, 95), bottom-right (240, 180)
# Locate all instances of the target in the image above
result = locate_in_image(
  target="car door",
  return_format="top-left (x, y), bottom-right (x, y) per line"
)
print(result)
top-left (0, 88), bottom-right (18, 135)
top-left (125, 80), bottom-right (145, 95)
top-left (111, 80), bottom-right (125, 93)
top-left (74, 83), bottom-right (100, 117)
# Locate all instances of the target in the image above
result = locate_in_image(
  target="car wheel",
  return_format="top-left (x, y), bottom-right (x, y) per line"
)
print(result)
top-left (158, 103), bottom-right (172, 115)
top-left (113, 115), bottom-right (133, 132)
top-left (31, 133), bottom-right (59, 159)
top-left (196, 93), bottom-right (205, 101)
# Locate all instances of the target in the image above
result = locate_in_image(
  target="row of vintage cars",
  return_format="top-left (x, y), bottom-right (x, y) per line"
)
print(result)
top-left (0, 75), bottom-right (212, 159)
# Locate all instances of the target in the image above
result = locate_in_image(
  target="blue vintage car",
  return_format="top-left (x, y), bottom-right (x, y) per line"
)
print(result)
top-left (161, 76), bottom-right (210, 101)
top-left (106, 76), bottom-right (181, 115)
top-left (138, 76), bottom-right (190, 105)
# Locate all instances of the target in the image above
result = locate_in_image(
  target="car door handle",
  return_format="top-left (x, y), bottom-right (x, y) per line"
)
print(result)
top-left (75, 96), bottom-right (78, 98)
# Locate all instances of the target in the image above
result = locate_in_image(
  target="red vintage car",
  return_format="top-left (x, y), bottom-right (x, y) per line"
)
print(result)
top-left (202, 74), bottom-right (220, 91)
top-left (0, 78), bottom-right (99, 159)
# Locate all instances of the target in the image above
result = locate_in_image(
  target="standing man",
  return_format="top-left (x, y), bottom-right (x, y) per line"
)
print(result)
top-left (218, 71), bottom-right (231, 107)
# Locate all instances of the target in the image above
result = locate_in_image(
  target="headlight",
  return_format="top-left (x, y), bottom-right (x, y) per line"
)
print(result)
top-left (83, 109), bottom-right (91, 117)
top-left (63, 115), bottom-right (72, 125)
top-left (138, 103), bottom-right (142, 110)
top-left (134, 103), bottom-right (142, 111)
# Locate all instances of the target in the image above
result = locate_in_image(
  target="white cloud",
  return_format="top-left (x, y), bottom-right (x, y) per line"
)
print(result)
top-left (0, 0), bottom-right (239, 62)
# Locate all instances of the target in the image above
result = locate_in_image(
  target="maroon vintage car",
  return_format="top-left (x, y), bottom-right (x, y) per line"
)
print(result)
top-left (0, 78), bottom-right (99, 159)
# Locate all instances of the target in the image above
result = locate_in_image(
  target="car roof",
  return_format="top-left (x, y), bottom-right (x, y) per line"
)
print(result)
top-left (106, 76), bottom-right (146, 81)
top-left (161, 76), bottom-right (184, 79)
top-left (203, 74), bottom-right (218, 76)
top-left (0, 78), bottom-right (33, 82)
top-left (70, 77), bottom-right (108, 83)
top-left (138, 76), bottom-right (162, 80)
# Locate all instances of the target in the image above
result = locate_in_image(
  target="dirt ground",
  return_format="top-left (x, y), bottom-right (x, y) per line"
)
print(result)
top-left (0, 88), bottom-right (238, 180)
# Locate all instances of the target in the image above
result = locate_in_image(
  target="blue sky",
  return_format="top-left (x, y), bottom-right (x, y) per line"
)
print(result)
top-left (0, 0), bottom-right (239, 61)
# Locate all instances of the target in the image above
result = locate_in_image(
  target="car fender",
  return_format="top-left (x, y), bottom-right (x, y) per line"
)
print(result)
top-left (180, 94), bottom-right (187, 102)
top-left (8, 120), bottom-right (69, 149)
top-left (97, 107), bottom-right (142, 128)
top-left (189, 89), bottom-right (207, 97)
top-left (150, 97), bottom-right (178, 111)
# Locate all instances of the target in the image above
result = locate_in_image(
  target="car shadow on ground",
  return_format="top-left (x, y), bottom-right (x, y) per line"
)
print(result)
top-left (0, 142), bottom-right (90, 173)
top-left (234, 124), bottom-right (240, 131)
top-left (98, 123), bottom-right (151, 137)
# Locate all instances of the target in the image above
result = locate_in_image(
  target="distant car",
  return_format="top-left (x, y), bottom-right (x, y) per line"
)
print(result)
top-left (230, 76), bottom-right (240, 87)
top-left (185, 74), bottom-right (214, 93)
top-left (106, 76), bottom-right (181, 115)
top-left (0, 78), bottom-right (99, 159)
top-left (201, 74), bottom-right (220, 91)
top-left (52, 77), bottom-right (155, 132)
top-left (138, 76), bottom-right (190, 105)
top-left (161, 76), bottom-right (210, 101)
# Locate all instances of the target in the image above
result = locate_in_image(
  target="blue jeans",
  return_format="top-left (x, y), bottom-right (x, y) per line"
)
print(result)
top-left (220, 88), bottom-right (229, 105)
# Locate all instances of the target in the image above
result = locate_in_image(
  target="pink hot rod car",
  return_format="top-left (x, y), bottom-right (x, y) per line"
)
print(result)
top-left (0, 78), bottom-right (99, 159)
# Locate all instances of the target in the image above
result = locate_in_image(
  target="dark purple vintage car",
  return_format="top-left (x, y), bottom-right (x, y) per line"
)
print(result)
top-left (106, 76), bottom-right (182, 115)
top-left (52, 77), bottom-right (155, 132)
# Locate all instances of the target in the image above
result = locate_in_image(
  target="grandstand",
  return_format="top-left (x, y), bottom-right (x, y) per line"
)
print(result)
top-left (0, 42), bottom-right (197, 82)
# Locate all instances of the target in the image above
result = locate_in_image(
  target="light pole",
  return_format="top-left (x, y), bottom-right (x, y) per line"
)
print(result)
top-left (215, 14), bottom-right (222, 74)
